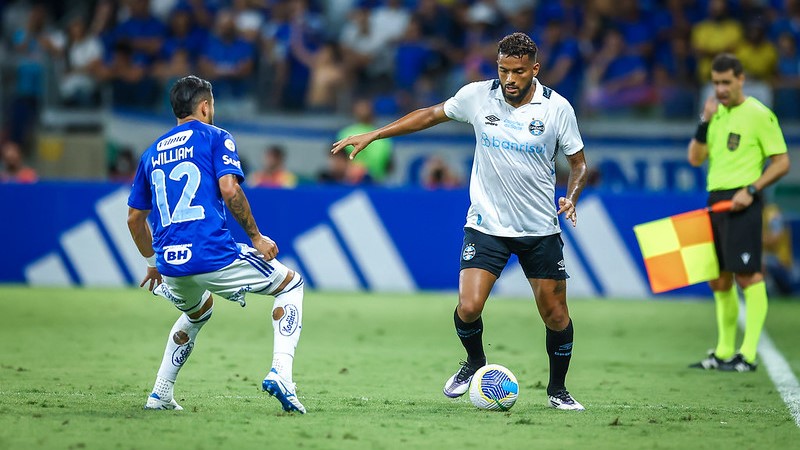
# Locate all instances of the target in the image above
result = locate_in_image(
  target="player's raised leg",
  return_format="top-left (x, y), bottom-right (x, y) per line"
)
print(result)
top-left (443, 268), bottom-right (495, 398)
top-left (262, 270), bottom-right (306, 413)
top-left (530, 278), bottom-right (584, 411)
top-left (145, 292), bottom-right (213, 410)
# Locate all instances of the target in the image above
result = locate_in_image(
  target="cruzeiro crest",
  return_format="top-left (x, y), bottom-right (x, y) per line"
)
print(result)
top-left (529, 119), bottom-right (545, 136)
top-left (727, 133), bottom-right (741, 151)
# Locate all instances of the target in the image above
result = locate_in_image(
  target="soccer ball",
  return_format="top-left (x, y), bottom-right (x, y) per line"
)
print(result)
top-left (469, 364), bottom-right (519, 411)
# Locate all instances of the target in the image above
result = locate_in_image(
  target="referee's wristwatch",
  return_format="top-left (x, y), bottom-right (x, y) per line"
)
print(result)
top-left (746, 184), bottom-right (759, 197)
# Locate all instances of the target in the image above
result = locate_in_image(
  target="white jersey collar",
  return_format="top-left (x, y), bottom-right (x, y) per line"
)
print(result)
top-left (493, 77), bottom-right (543, 106)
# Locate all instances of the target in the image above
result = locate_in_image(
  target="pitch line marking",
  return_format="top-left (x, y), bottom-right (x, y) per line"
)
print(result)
top-left (738, 308), bottom-right (800, 428)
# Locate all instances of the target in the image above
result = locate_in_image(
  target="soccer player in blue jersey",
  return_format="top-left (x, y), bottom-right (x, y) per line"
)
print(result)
top-left (127, 75), bottom-right (306, 413)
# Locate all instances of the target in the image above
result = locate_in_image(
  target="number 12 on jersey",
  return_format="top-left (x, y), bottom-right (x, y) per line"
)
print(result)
top-left (152, 161), bottom-right (206, 227)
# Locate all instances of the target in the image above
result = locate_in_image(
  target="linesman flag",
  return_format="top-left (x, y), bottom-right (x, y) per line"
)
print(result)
top-left (633, 201), bottom-right (732, 294)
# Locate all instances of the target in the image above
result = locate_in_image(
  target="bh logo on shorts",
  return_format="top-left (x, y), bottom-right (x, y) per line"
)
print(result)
top-left (164, 244), bottom-right (193, 265)
top-left (462, 244), bottom-right (476, 261)
top-left (279, 304), bottom-right (299, 336)
top-left (529, 119), bottom-right (545, 136)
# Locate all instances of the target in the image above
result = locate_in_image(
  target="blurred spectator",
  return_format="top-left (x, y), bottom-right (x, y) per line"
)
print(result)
top-left (773, 31), bottom-right (800, 120)
top-left (420, 155), bottom-right (462, 190)
top-left (339, 5), bottom-right (390, 91)
top-left (161, 7), bottom-right (207, 64)
top-left (584, 28), bottom-right (654, 114)
top-left (108, 147), bottom-right (136, 183)
top-left (6, 4), bottom-right (58, 146)
top-left (393, 17), bottom-right (437, 112)
top-left (96, 41), bottom-right (158, 108)
top-left (112, 0), bottom-right (166, 64)
top-left (691, 0), bottom-right (743, 82)
top-left (317, 148), bottom-right (370, 185)
top-left (736, 20), bottom-right (779, 82)
top-left (248, 145), bottom-right (298, 188)
top-left (336, 98), bottom-right (393, 183)
top-left (371, 0), bottom-right (411, 46)
top-left (536, 19), bottom-right (583, 107)
top-left (53, 14), bottom-right (104, 107)
top-left (613, 0), bottom-right (655, 59)
top-left (0, 141), bottom-right (38, 183)
top-left (653, 34), bottom-right (697, 117)
top-left (290, 25), bottom-right (346, 112)
top-left (199, 9), bottom-right (256, 100)
top-left (232, 0), bottom-right (265, 43)
top-left (763, 203), bottom-right (798, 295)
top-left (769, 0), bottom-right (800, 42)
top-left (259, 0), bottom-right (325, 111)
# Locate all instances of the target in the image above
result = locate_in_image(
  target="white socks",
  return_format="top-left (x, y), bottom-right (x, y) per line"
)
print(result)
top-left (152, 305), bottom-right (212, 400)
top-left (271, 276), bottom-right (304, 382)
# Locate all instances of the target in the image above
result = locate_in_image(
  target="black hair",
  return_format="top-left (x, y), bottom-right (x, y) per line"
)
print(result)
top-left (169, 75), bottom-right (213, 119)
top-left (711, 53), bottom-right (744, 76)
top-left (497, 32), bottom-right (538, 61)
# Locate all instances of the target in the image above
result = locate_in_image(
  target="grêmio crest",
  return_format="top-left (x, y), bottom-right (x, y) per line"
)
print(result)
top-left (727, 133), bottom-right (741, 151)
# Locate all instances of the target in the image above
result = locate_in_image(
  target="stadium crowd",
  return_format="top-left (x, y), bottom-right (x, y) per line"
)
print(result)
top-left (2, 0), bottom-right (800, 125)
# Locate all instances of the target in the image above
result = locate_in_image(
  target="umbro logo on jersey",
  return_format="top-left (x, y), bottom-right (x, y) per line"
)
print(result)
top-left (484, 115), bottom-right (500, 126)
top-left (558, 259), bottom-right (566, 271)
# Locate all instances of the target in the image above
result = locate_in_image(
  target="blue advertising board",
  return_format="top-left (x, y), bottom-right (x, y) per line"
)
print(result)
top-left (0, 182), bottom-right (721, 298)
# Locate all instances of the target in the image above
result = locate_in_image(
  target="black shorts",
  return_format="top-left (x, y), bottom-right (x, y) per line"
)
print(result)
top-left (459, 227), bottom-right (569, 279)
top-left (708, 189), bottom-right (763, 273)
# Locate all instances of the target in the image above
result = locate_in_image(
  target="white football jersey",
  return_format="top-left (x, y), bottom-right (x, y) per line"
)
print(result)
top-left (444, 78), bottom-right (584, 237)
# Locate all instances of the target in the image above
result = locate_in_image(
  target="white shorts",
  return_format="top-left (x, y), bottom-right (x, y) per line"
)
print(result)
top-left (154, 244), bottom-right (290, 314)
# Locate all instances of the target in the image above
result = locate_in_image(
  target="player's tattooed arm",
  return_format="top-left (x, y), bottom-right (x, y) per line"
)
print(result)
top-left (220, 174), bottom-right (259, 239)
top-left (219, 174), bottom-right (279, 259)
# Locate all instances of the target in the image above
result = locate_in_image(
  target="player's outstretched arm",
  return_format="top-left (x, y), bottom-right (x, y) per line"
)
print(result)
top-left (127, 207), bottom-right (162, 291)
top-left (331, 103), bottom-right (451, 159)
top-left (557, 150), bottom-right (588, 227)
top-left (219, 174), bottom-right (278, 260)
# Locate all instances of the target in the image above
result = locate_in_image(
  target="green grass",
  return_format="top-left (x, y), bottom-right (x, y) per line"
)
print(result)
top-left (0, 286), bottom-right (798, 449)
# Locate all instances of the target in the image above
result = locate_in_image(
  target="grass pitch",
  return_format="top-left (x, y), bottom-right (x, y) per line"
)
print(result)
top-left (0, 286), bottom-right (798, 449)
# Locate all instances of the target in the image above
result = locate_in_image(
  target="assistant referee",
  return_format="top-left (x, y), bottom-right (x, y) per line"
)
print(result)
top-left (687, 53), bottom-right (791, 372)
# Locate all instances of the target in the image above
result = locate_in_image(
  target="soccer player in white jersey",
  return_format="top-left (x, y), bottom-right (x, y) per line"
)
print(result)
top-left (127, 76), bottom-right (306, 413)
top-left (332, 33), bottom-right (588, 410)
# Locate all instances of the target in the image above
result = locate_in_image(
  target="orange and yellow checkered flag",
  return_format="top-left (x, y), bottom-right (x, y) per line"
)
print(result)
top-left (633, 201), bottom-right (732, 294)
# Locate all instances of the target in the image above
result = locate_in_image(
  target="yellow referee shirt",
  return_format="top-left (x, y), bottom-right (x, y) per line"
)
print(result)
top-left (706, 97), bottom-right (788, 191)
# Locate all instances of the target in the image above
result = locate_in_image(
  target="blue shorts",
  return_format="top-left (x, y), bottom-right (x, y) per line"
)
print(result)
top-left (459, 227), bottom-right (569, 280)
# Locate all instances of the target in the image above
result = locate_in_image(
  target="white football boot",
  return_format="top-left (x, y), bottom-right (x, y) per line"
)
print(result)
top-left (548, 390), bottom-right (585, 411)
top-left (262, 369), bottom-right (306, 414)
top-left (144, 393), bottom-right (183, 410)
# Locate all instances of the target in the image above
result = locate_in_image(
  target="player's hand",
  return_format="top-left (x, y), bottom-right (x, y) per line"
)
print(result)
top-left (139, 267), bottom-right (162, 292)
top-left (253, 234), bottom-right (278, 260)
top-left (331, 132), bottom-right (375, 159)
top-left (730, 188), bottom-right (754, 212)
top-left (702, 95), bottom-right (718, 122)
top-left (557, 197), bottom-right (577, 227)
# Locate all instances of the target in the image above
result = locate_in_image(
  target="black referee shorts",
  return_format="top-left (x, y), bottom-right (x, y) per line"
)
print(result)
top-left (459, 227), bottom-right (569, 280)
top-left (708, 188), bottom-right (763, 273)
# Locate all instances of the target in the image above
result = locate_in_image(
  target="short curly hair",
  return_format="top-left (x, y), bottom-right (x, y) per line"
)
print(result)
top-left (497, 32), bottom-right (538, 61)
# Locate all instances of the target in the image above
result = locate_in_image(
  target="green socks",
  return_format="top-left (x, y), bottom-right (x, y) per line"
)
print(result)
top-left (740, 281), bottom-right (768, 363)
top-left (713, 285), bottom-right (739, 360)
